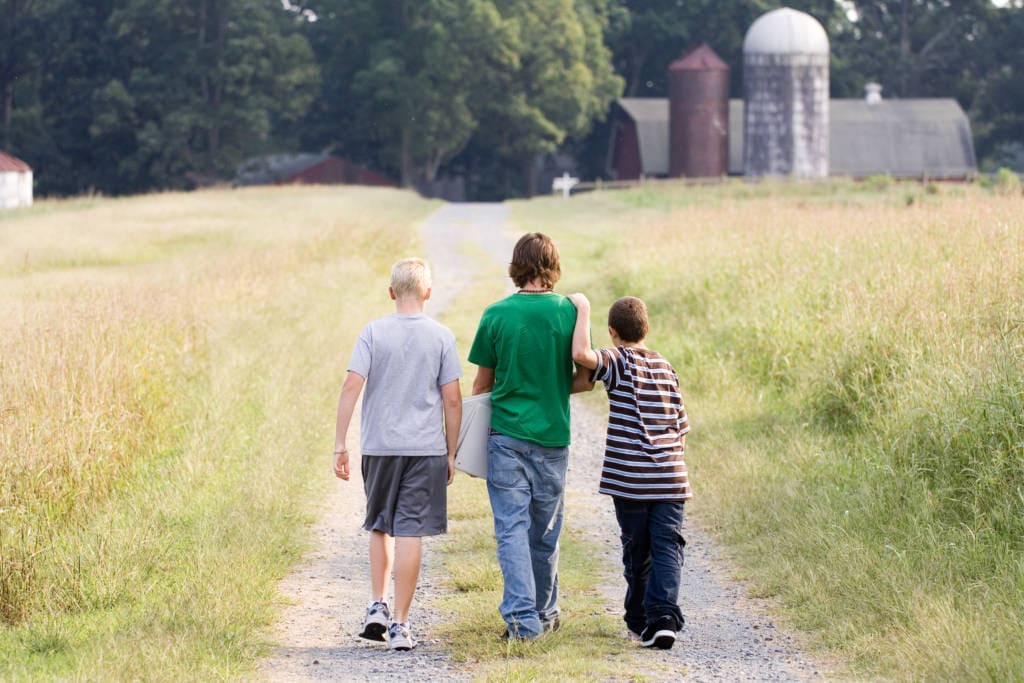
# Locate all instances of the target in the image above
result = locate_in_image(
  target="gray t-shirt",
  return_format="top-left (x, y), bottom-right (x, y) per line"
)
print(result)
top-left (348, 313), bottom-right (462, 456)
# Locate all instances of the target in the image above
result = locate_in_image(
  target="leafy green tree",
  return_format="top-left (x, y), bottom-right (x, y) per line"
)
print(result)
top-left (970, 3), bottom-right (1024, 169)
top-left (0, 0), bottom-right (61, 150)
top-left (838, 0), bottom-right (996, 98)
top-left (301, 0), bottom-right (517, 187)
top-left (470, 0), bottom-right (622, 195)
top-left (8, 0), bottom-right (318, 194)
top-left (101, 0), bottom-right (319, 186)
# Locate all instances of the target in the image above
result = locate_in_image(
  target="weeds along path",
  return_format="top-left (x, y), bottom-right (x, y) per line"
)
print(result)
top-left (260, 202), bottom-right (827, 682)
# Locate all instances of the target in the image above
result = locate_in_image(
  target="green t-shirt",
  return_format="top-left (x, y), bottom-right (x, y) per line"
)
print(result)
top-left (468, 292), bottom-right (577, 447)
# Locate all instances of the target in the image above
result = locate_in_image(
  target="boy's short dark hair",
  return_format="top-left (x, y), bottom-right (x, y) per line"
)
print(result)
top-left (608, 296), bottom-right (649, 343)
top-left (509, 232), bottom-right (561, 289)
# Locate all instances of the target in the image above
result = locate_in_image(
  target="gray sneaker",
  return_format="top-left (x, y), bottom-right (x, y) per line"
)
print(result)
top-left (387, 621), bottom-right (417, 651)
top-left (359, 600), bottom-right (389, 641)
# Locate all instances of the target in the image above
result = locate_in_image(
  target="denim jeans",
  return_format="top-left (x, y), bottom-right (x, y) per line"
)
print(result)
top-left (486, 432), bottom-right (568, 639)
top-left (613, 498), bottom-right (686, 633)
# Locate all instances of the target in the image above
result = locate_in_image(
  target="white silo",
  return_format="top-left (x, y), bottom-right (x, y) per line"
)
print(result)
top-left (743, 7), bottom-right (829, 178)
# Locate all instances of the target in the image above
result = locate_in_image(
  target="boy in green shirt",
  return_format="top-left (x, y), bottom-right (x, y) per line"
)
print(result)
top-left (468, 232), bottom-right (590, 640)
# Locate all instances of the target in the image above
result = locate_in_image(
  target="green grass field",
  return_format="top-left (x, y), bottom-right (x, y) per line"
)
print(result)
top-left (517, 179), bottom-right (1024, 680)
top-left (2, 180), bottom-right (1022, 680)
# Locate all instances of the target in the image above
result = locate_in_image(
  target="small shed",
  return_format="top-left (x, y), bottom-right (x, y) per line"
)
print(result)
top-left (234, 153), bottom-right (396, 188)
top-left (0, 151), bottom-right (32, 208)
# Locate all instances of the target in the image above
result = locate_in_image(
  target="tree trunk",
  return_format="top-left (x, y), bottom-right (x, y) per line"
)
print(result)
top-left (522, 155), bottom-right (536, 198)
top-left (1, 78), bottom-right (12, 149)
top-left (400, 125), bottom-right (415, 188)
top-left (625, 46), bottom-right (647, 97)
top-left (899, 0), bottom-right (912, 96)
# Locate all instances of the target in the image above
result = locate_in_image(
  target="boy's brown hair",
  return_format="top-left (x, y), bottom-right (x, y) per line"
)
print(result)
top-left (608, 296), bottom-right (649, 343)
top-left (508, 232), bottom-right (561, 289)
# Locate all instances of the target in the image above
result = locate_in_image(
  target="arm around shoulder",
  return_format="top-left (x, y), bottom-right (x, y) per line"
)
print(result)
top-left (567, 293), bottom-right (599, 370)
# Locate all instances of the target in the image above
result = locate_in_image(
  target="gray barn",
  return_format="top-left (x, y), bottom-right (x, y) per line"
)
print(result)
top-left (609, 96), bottom-right (977, 180)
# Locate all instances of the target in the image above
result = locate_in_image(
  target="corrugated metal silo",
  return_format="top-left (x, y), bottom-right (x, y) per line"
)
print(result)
top-left (743, 7), bottom-right (829, 178)
top-left (669, 44), bottom-right (730, 178)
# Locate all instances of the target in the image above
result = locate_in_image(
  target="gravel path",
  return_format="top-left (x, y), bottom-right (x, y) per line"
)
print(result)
top-left (259, 203), bottom-right (832, 682)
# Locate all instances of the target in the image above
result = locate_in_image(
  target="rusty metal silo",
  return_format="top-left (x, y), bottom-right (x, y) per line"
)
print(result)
top-left (743, 7), bottom-right (829, 178)
top-left (669, 44), bottom-right (730, 178)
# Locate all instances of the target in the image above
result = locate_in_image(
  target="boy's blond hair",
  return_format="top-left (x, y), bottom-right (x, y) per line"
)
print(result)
top-left (390, 257), bottom-right (432, 299)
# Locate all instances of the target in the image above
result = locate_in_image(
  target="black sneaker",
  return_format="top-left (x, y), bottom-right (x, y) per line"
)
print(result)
top-left (640, 617), bottom-right (677, 650)
top-left (541, 616), bottom-right (561, 633)
top-left (500, 622), bottom-right (538, 641)
top-left (359, 600), bottom-right (390, 641)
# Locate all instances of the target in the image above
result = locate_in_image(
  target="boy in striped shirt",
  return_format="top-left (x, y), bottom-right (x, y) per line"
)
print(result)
top-left (567, 293), bottom-right (690, 650)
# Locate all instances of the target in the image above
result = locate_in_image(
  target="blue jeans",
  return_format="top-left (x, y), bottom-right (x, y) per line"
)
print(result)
top-left (486, 433), bottom-right (568, 639)
top-left (613, 498), bottom-right (686, 633)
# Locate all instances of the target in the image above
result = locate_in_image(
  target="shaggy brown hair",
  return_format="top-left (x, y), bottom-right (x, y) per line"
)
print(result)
top-left (508, 232), bottom-right (561, 289)
top-left (608, 296), bottom-right (649, 343)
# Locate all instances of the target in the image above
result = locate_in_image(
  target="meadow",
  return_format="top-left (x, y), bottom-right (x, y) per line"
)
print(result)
top-left (0, 187), bottom-right (432, 678)
top-left (1, 178), bottom-right (1022, 680)
top-left (520, 178), bottom-right (1024, 680)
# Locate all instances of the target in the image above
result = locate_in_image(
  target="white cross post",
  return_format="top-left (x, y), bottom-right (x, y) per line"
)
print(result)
top-left (552, 172), bottom-right (579, 199)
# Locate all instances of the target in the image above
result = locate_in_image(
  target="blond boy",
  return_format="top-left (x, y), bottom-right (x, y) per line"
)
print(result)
top-left (333, 257), bottom-right (462, 650)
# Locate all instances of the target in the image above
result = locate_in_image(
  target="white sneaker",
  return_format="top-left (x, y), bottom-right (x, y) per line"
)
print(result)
top-left (387, 621), bottom-right (417, 651)
top-left (359, 600), bottom-right (389, 641)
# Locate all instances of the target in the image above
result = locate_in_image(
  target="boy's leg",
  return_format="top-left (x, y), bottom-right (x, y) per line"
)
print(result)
top-left (645, 501), bottom-right (686, 631)
top-left (388, 454), bottom-right (446, 633)
top-left (486, 434), bottom-right (543, 639)
top-left (526, 443), bottom-right (568, 628)
top-left (369, 530), bottom-right (395, 601)
top-left (392, 536), bottom-right (423, 624)
top-left (613, 498), bottom-right (652, 635)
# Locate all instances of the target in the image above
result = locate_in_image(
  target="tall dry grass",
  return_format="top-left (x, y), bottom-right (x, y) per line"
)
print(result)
top-left (0, 186), bottom-right (434, 679)
top-left (518, 180), bottom-right (1024, 679)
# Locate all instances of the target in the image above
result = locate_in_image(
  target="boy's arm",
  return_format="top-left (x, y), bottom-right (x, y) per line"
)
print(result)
top-left (567, 293), bottom-right (599, 370)
top-left (472, 365), bottom-right (495, 395)
top-left (440, 379), bottom-right (462, 484)
top-left (333, 371), bottom-right (366, 481)
top-left (570, 363), bottom-right (595, 394)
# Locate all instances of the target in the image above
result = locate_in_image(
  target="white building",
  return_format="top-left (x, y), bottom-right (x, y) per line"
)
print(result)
top-left (0, 150), bottom-right (33, 208)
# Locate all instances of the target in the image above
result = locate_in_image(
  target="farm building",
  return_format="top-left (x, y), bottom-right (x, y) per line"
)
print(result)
top-left (234, 153), bottom-right (395, 187)
top-left (610, 95), bottom-right (978, 180)
top-left (608, 6), bottom-right (977, 182)
top-left (0, 150), bottom-right (32, 208)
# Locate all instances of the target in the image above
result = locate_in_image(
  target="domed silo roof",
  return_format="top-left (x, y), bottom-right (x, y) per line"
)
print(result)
top-left (743, 7), bottom-right (829, 55)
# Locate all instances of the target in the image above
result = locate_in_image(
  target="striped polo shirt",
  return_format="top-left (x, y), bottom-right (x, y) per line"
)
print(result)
top-left (592, 346), bottom-right (691, 501)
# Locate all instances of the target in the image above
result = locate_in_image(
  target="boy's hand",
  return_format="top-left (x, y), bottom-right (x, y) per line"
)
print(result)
top-left (333, 449), bottom-right (350, 480)
top-left (447, 456), bottom-right (455, 485)
top-left (567, 292), bottom-right (590, 312)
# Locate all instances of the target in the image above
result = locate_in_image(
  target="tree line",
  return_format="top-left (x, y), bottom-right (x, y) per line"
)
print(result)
top-left (2, 0), bottom-right (1021, 200)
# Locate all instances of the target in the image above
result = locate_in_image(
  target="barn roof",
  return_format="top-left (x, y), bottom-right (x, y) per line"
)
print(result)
top-left (616, 97), bottom-right (977, 179)
top-left (0, 151), bottom-right (31, 173)
top-left (234, 152), bottom-right (331, 186)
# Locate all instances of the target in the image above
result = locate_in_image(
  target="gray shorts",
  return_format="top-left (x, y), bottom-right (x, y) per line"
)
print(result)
top-left (361, 455), bottom-right (448, 537)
